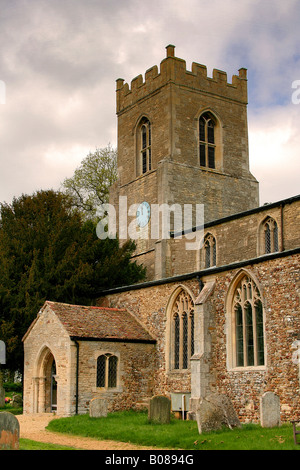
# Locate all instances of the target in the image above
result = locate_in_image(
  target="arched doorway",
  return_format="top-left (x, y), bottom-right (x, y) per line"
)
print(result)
top-left (34, 346), bottom-right (58, 413)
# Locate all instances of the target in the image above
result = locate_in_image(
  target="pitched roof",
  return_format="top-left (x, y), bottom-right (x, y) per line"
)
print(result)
top-left (45, 301), bottom-right (156, 343)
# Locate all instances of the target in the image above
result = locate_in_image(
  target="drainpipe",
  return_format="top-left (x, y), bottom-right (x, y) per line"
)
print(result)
top-left (75, 340), bottom-right (79, 415)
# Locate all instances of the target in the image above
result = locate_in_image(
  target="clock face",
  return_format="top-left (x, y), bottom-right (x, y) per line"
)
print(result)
top-left (136, 201), bottom-right (151, 228)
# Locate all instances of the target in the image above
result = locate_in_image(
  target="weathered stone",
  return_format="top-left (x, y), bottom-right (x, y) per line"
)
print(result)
top-left (12, 394), bottom-right (23, 408)
top-left (196, 393), bottom-right (241, 434)
top-left (0, 341), bottom-right (5, 365)
top-left (149, 395), bottom-right (171, 424)
top-left (23, 301), bottom-right (156, 416)
top-left (0, 412), bottom-right (20, 450)
top-left (114, 46), bottom-right (259, 280)
top-left (89, 398), bottom-right (108, 418)
top-left (260, 392), bottom-right (281, 428)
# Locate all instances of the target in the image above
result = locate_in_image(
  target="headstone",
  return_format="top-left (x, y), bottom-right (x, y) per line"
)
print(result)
top-left (89, 398), bottom-right (108, 418)
top-left (0, 412), bottom-right (20, 450)
top-left (0, 341), bottom-right (6, 408)
top-left (260, 392), bottom-right (281, 428)
top-left (12, 394), bottom-right (23, 409)
top-left (195, 393), bottom-right (241, 433)
top-left (0, 361), bottom-right (4, 408)
top-left (0, 341), bottom-right (5, 364)
top-left (149, 395), bottom-right (171, 424)
top-left (0, 386), bottom-right (4, 408)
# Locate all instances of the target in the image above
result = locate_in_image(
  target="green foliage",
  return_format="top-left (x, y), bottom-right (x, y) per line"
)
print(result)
top-left (3, 382), bottom-right (22, 393)
top-left (0, 405), bottom-right (23, 415)
top-left (62, 144), bottom-right (117, 218)
top-left (47, 410), bottom-right (300, 450)
top-left (0, 190), bottom-right (146, 373)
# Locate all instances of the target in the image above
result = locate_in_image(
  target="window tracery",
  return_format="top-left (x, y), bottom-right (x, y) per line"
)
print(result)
top-left (203, 233), bottom-right (217, 268)
top-left (263, 217), bottom-right (279, 254)
top-left (232, 276), bottom-right (264, 367)
top-left (171, 290), bottom-right (194, 370)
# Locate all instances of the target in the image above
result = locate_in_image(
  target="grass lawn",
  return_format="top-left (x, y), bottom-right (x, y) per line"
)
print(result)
top-left (0, 405), bottom-right (23, 415)
top-left (19, 438), bottom-right (79, 450)
top-left (46, 410), bottom-right (300, 450)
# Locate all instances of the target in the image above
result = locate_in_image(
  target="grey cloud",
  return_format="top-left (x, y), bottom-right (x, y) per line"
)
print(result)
top-left (0, 0), bottom-right (299, 204)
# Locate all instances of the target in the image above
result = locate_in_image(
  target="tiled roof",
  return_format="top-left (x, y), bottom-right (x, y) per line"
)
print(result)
top-left (45, 301), bottom-right (155, 343)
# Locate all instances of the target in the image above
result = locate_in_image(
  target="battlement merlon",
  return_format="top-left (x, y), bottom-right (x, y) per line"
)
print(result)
top-left (116, 45), bottom-right (248, 113)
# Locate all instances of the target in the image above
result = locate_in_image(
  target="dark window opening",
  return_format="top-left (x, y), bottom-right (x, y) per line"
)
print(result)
top-left (199, 113), bottom-right (216, 169)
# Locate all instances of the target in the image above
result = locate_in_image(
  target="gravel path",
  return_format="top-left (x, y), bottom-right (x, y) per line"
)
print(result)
top-left (17, 413), bottom-right (156, 450)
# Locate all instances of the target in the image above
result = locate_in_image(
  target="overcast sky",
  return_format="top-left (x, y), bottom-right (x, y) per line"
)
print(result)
top-left (0, 0), bottom-right (299, 206)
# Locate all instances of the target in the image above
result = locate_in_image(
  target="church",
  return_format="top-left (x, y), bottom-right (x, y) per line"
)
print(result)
top-left (23, 46), bottom-right (300, 423)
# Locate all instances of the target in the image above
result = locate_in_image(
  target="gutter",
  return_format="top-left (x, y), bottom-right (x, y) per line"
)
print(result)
top-left (70, 336), bottom-right (156, 345)
top-left (96, 247), bottom-right (300, 297)
top-left (171, 193), bottom-right (300, 238)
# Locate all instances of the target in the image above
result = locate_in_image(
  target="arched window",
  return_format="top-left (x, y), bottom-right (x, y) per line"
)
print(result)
top-left (171, 290), bottom-right (194, 370)
top-left (263, 217), bottom-right (279, 254)
top-left (203, 233), bottom-right (217, 268)
top-left (232, 275), bottom-right (264, 368)
top-left (199, 112), bottom-right (216, 169)
top-left (137, 117), bottom-right (151, 175)
top-left (96, 353), bottom-right (118, 388)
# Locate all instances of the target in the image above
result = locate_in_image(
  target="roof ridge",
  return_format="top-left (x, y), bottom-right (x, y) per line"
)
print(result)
top-left (46, 300), bottom-right (126, 311)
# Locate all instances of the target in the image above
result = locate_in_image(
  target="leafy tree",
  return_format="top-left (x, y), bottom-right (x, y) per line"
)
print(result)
top-left (62, 144), bottom-right (117, 218)
top-left (0, 190), bottom-right (145, 374)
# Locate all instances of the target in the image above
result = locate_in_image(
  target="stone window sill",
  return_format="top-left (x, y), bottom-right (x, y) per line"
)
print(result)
top-left (228, 366), bottom-right (266, 372)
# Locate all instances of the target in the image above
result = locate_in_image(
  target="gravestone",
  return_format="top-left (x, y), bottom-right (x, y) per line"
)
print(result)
top-left (0, 341), bottom-right (5, 365)
top-left (12, 394), bottom-right (23, 409)
top-left (0, 412), bottom-right (20, 450)
top-left (89, 398), bottom-right (108, 418)
top-left (0, 386), bottom-right (4, 408)
top-left (195, 393), bottom-right (241, 433)
top-left (0, 340), bottom-right (6, 408)
top-left (260, 392), bottom-right (281, 428)
top-left (148, 395), bottom-right (171, 424)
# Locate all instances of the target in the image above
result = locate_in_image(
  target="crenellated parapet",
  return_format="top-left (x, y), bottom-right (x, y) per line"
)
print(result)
top-left (116, 45), bottom-right (248, 113)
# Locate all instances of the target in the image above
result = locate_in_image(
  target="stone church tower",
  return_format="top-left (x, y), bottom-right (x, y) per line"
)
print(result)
top-left (110, 45), bottom-right (259, 279)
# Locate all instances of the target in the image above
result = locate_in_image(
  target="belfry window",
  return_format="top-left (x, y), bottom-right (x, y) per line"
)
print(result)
top-left (138, 118), bottom-right (151, 174)
top-left (232, 276), bottom-right (264, 368)
top-left (171, 290), bottom-right (194, 370)
top-left (96, 353), bottom-right (118, 388)
top-left (199, 112), bottom-right (216, 169)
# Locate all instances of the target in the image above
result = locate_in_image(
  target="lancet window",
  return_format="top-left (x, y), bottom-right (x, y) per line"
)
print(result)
top-left (171, 290), bottom-right (194, 370)
top-left (138, 117), bottom-right (151, 174)
top-left (199, 112), bottom-right (216, 169)
top-left (232, 276), bottom-right (264, 368)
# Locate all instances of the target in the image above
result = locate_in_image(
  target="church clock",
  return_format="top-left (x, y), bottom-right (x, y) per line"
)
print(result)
top-left (136, 201), bottom-right (151, 228)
